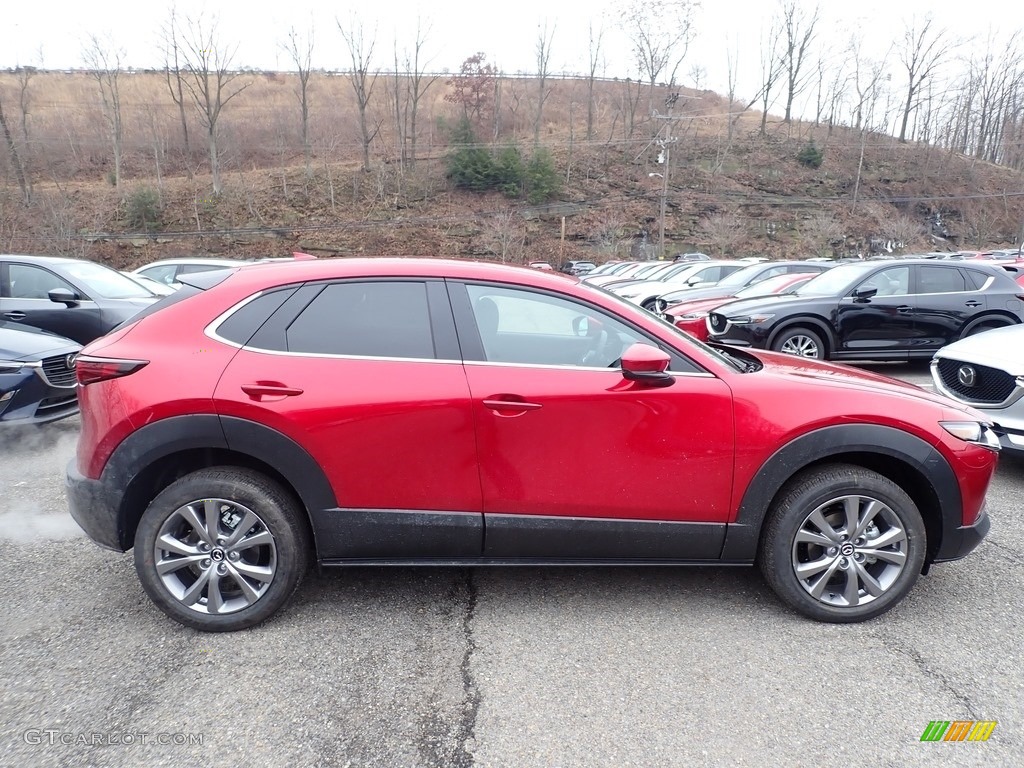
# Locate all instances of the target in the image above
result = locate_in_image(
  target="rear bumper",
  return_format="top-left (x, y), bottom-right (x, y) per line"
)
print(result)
top-left (931, 504), bottom-right (991, 563)
top-left (65, 458), bottom-right (126, 552)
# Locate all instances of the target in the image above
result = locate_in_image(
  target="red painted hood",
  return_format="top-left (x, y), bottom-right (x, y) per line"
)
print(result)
top-left (747, 348), bottom-right (988, 417)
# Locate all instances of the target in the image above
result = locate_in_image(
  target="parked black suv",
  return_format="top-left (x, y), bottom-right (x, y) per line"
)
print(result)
top-left (0, 255), bottom-right (159, 345)
top-left (706, 259), bottom-right (1024, 360)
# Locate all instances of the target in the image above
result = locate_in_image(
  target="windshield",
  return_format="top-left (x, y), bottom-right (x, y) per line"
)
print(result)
top-left (710, 264), bottom-right (763, 289)
top-left (64, 262), bottom-right (156, 299)
top-left (794, 263), bottom-right (875, 296)
top-left (631, 263), bottom-right (665, 278)
top-left (734, 274), bottom-right (808, 299)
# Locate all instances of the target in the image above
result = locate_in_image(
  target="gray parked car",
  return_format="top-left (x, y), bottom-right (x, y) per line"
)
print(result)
top-left (931, 324), bottom-right (1024, 453)
top-left (1, 254), bottom-right (159, 345)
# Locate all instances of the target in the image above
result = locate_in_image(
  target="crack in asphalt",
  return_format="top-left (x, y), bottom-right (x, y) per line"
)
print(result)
top-left (887, 643), bottom-right (978, 719)
top-left (982, 538), bottom-right (1019, 559)
top-left (452, 570), bottom-right (479, 768)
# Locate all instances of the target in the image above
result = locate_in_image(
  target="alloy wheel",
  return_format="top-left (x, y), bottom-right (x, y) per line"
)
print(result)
top-left (791, 494), bottom-right (908, 608)
top-left (780, 334), bottom-right (820, 358)
top-left (153, 498), bottom-right (278, 615)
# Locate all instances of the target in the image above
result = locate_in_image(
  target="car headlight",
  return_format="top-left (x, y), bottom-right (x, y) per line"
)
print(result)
top-left (679, 312), bottom-right (707, 320)
top-left (940, 421), bottom-right (1001, 451)
top-left (730, 314), bottom-right (775, 324)
top-left (0, 360), bottom-right (26, 374)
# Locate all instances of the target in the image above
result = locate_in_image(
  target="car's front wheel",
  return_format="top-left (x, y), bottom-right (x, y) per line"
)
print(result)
top-left (758, 464), bottom-right (926, 622)
top-left (133, 467), bottom-right (311, 632)
top-left (771, 327), bottom-right (825, 359)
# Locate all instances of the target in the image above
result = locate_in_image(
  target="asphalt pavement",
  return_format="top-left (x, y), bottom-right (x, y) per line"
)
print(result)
top-left (1, 362), bottom-right (1021, 767)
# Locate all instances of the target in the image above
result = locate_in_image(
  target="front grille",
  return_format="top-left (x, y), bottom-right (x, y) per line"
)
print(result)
top-left (935, 357), bottom-right (1017, 404)
top-left (39, 354), bottom-right (78, 388)
top-left (707, 313), bottom-right (728, 334)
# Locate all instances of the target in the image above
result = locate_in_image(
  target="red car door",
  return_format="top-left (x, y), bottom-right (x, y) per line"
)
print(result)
top-left (449, 281), bottom-right (735, 560)
top-left (213, 279), bottom-right (482, 560)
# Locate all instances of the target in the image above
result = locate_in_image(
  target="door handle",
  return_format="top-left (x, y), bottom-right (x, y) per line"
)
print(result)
top-left (483, 397), bottom-right (543, 413)
top-left (964, 300), bottom-right (982, 307)
top-left (896, 305), bottom-right (913, 313)
top-left (3, 312), bottom-right (26, 320)
top-left (241, 383), bottom-right (304, 401)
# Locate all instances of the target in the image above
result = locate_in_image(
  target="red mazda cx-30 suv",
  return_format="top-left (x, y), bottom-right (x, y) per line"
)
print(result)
top-left (67, 258), bottom-right (998, 631)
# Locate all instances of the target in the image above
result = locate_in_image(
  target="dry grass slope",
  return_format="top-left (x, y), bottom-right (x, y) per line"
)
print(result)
top-left (1, 71), bottom-right (1022, 268)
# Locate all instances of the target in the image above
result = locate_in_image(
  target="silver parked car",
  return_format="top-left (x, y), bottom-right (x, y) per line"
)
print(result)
top-left (931, 324), bottom-right (1024, 453)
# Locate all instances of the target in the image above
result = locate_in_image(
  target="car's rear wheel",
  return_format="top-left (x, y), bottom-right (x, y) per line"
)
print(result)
top-left (963, 316), bottom-right (1015, 338)
top-left (758, 464), bottom-right (926, 622)
top-left (772, 327), bottom-right (825, 359)
top-left (133, 467), bottom-right (311, 632)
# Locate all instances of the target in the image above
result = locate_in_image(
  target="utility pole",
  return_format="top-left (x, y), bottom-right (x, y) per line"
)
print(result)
top-left (651, 142), bottom-right (674, 259)
top-left (650, 92), bottom-right (696, 259)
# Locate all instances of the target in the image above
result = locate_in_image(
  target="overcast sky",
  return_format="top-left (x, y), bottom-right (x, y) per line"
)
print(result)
top-left (0, 0), bottom-right (1013, 102)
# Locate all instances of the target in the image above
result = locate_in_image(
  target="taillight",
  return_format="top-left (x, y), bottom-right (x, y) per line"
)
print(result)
top-left (75, 355), bottom-right (149, 386)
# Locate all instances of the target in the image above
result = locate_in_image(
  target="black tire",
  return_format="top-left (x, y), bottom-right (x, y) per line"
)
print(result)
top-left (771, 326), bottom-right (825, 359)
top-left (963, 317), bottom-right (1014, 339)
top-left (758, 463), bottom-right (927, 623)
top-left (641, 297), bottom-right (660, 312)
top-left (133, 467), bottom-right (312, 632)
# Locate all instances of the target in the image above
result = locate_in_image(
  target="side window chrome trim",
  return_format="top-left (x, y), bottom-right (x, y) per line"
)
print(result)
top-left (204, 290), bottom-right (271, 346)
top-left (462, 359), bottom-right (715, 376)
top-left (214, 344), bottom-right (463, 364)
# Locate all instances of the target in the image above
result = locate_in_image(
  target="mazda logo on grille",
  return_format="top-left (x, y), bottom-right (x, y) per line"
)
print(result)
top-left (66, 353), bottom-right (78, 369)
top-left (957, 365), bottom-right (977, 388)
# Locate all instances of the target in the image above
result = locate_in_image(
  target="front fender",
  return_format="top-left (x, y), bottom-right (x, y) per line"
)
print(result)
top-left (719, 424), bottom-right (961, 563)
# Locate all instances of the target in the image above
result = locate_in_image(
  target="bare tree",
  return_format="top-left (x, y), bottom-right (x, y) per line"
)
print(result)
top-left (618, 0), bottom-right (698, 129)
top-left (758, 20), bottom-right (786, 135)
top-left (533, 21), bottom-right (556, 144)
top-left (14, 66), bottom-right (34, 148)
top-left (338, 14), bottom-right (380, 175)
top-left (482, 208), bottom-right (526, 262)
top-left (726, 33), bottom-right (778, 144)
top-left (688, 64), bottom-right (707, 90)
top-left (160, 6), bottom-right (192, 164)
top-left (283, 25), bottom-right (314, 175)
top-left (883, 213), bottom-right (926, 250)
top-left (9, 65), bottom-right (35, 199)
top-left (851, 53), bottom-right (893, 213)
top-left (779, 0), bottom-right (820, 124)
top-left (0, 95), bottom-right (31, 203)
top-left (897, 16), bottom-right (949, 142)
top-left (83, 34), bottom-right (126, 188)
top-left (172, 12), bottom-right (251, 194)
top-left (801, 213), bottom-right (844, 256)
top-left (586, 21), bottom-right (605, 141)
top-left (395, 18), bottom-right (438, 167)
top-left (699, 212), bottom-right (745, 255)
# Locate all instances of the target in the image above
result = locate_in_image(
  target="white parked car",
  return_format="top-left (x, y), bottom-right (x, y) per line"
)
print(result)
top-left (120, 271), bottom-right (175, 296)
top-left (131, 257), bottom-right (254, 290)
top-left (611, 261), bottom-right (749, 311)
top-left (931, 324), bottom-right (1024, 454)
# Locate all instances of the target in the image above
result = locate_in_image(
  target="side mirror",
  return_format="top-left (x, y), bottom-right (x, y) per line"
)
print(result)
top-left (48, 288), bottom-right (80, 306)
top-left (686, 275), bottom-right (703, 285)
top-left (572, 315), bottom-right (602, 337)
top-left (620, 343), bottom-right (675, 388)
top-left (851, 287), bottom-right (878, 301)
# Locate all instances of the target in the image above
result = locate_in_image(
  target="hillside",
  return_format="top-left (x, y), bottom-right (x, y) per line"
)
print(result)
top-left (1, 70), bottom-right (1023, 269)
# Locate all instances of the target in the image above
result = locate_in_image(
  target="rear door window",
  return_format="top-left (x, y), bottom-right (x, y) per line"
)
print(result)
top-left (284, 281), bottom-right (437, 359)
